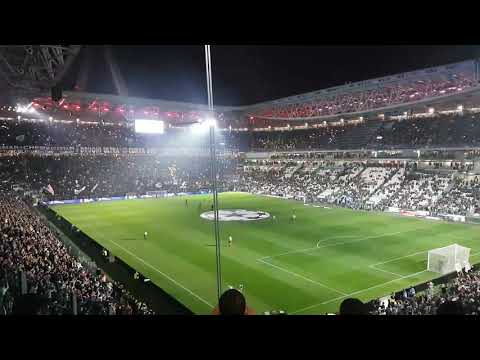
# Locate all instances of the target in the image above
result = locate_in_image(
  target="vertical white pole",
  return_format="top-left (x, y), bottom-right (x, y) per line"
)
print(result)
top-left (454, 245), bottom-right (457, 270)
top-left (20, 271), bottom-right (27, 295)
top-left (72, 293), bottom-right (78, 315)
top-left (205, 45), bottom-right (222, 301)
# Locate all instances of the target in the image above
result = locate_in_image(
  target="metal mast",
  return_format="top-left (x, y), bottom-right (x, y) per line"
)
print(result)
top-left (205, 45), bottom-right (222, 301)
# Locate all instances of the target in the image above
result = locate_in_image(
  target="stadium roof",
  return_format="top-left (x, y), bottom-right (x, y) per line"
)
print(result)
top-left (20, 58), bottom-right (480, 123)
top-left (243, 59), bottom-right (479, 109)
top-left (34, 90), bottom-right (243, 112)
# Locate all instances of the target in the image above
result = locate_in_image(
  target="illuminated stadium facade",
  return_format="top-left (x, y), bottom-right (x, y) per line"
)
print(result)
top-left (3, 57), bottom-right (479, 134)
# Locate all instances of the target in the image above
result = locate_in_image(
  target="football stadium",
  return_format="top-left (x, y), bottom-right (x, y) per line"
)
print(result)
top-left (2, 45), bottom-right (480, 315)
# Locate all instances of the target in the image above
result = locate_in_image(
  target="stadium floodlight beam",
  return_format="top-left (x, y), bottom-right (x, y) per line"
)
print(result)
top-left (190, 118), bottom-right (217, 134)
top-left (203, 118), bottom-right (217, 128)
top-left (205, 44), bottom-right (222, 302)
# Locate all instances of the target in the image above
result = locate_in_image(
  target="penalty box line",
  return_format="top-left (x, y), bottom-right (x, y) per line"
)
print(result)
top-left (290, 269), bottom-right (428, 315)
top-left (292, 249), bottom-right (480, 315)
top-left (259, 227), bottom-right (426, 262)
top-left (257, 258), bottom-right (347, 296)
top-left (370, 237), bottom-right (480, 274)
top-left (109, 240), bottom-right (214, 309)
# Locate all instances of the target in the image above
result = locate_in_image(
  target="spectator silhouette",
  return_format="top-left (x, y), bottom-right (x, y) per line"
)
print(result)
top-left (212, 289), bottom-right (255, 315)
top-left (339, 298), bottom-right (368, 315)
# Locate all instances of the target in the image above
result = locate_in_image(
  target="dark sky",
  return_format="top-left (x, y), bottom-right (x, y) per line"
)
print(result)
top-left (63, 45), bottom-right (480, 106)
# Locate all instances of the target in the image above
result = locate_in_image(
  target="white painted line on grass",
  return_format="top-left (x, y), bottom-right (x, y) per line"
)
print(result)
top-left (315, 235), bottom-right (358, 246)
top-left (109, 240), bottom-right (214, 309)
top-left (262, 228), bottom-right (424, 261)
top-left (290, 270), bottom-right (427, 315)
top-left (315, 229), bottom-right (420, 250)
top-left (369, 265), bottom-right (404, 278)
top-left (370, 249), bottom-right (428, 267)
top-left (258, 247), bottom-right (317, 260)
top-left (371, 236), bottom-right (480, 269)
top-left (257, 258), bottom-right (347, 296)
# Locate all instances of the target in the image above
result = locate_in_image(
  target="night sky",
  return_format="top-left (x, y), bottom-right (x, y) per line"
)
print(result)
top-left (63, 45), bottom-right (480, 106)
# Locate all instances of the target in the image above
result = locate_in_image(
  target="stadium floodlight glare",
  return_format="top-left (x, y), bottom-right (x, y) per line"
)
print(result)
top-left (134, 119), bottom-right (164, 134)
top-left (428, 107), bottom-right (435, 114)
top-left (458, 105), bottom-right (463, 111)
top-left (16, 102), bottom-right (34, 114)
top-left (191, 118), bottom-right (217, 134)
top-left (203, 118), bottom-right (217, 128)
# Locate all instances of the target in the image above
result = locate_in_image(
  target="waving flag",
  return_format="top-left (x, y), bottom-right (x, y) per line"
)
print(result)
top-left (45, 184), bottom-right (55, 195)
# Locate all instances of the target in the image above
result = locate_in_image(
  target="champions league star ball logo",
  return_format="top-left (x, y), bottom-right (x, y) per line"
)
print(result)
top-left (200, 209), bottom-right (271, 222)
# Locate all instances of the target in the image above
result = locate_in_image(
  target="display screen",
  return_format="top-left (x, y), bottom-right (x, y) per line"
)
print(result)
top-left (134, 119), bottom-right (165, 134)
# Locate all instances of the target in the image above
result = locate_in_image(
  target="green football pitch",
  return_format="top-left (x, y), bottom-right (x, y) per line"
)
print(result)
top-left (51, 192), bottom-right (480, 315)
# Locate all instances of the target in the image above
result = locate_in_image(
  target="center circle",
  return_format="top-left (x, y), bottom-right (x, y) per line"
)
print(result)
top-left (200, 209), bottom-right (271, 222)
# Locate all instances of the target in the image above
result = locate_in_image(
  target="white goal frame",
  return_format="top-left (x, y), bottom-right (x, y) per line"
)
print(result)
top-left (427, 244), bottom-right (470, 275)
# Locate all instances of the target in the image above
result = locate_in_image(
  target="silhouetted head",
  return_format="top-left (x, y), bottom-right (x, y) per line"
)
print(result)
top-left (339, 298), bottom-right (367, 315)
top-left (218, 289), bottom-right (246, 315)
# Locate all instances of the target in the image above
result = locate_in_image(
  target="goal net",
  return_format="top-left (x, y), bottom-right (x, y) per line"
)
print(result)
top-left (427, 244), bottom-right (470, 275)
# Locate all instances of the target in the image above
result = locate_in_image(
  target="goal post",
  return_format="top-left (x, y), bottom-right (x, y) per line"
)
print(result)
top-left (427, 244), bottom-right (471, 275)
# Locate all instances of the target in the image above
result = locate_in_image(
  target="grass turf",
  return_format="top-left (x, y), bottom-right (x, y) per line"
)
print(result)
top-left (51, 192), bottom-right (480, 315)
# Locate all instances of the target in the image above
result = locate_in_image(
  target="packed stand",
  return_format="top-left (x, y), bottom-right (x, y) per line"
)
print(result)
top-left (433, 177), bottom-right (480, 215)
top-left (253, 75), bottom-right (475, 119)
top-left (386, 173), bottom-right (452, 211)
top-left (0, 198), bottom-right (153, 315)
top-left (370, 268), bottom-right (480, 315)
top-left (0, 154), bottom-right (239, 200)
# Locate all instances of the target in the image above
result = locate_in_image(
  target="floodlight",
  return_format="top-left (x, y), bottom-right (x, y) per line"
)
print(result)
top-left (203, 118), bottom-right (217, 128)
top-left (191, 118), bottom-right (217, 134)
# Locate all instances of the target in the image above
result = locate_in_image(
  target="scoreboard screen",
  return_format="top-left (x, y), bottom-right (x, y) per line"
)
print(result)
top-left (134, 119), bottom-right (165, 134)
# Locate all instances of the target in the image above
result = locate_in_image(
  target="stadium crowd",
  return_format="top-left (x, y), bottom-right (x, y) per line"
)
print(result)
top-left (0, 153), bottom-right (239, 200)
top-left (253, 74), bottom-right (475, 119)
top-left (248, 112), bottom-right (480, 152)
top-left (240, 157), bottom-right (480, 215)
top-left (0, 198), bottom-right (153, 315)
top-left (370, 268), bottom-right (480, 315)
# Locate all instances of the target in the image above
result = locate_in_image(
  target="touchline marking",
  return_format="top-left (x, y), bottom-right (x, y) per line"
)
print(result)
top-left (290, 270), bottom-right (427, 315)
top-left (109, 240), bottom-right (214, 308)
top-left (257, 258), bottom-right (347, 296)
